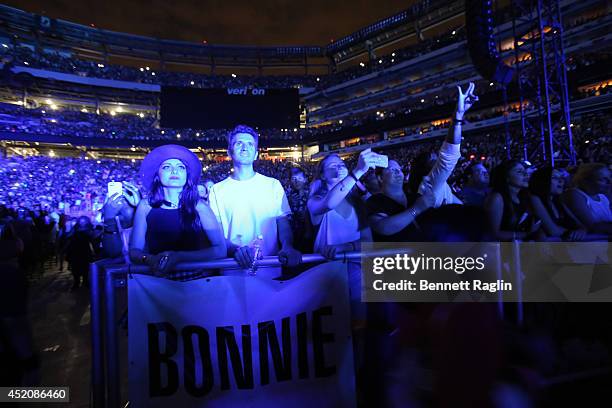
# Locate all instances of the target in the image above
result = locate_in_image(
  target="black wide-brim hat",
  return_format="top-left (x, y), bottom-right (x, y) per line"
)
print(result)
top-left (140, 144), bottom-right (201, 191)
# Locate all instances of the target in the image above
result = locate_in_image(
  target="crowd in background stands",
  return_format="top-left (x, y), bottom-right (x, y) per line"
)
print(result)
top-left (0, 45), bottom-right (319, 89)
top-left (0, 76), bottom-right (607, 144)
top-left (0, 8), bottom-right (605, 94)
top-left (0, 27), bottom-right (469, 91)
top-left (0, 102), bottom-right (305, 142)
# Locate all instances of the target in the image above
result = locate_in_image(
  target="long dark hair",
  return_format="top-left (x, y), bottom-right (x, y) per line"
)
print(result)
top-left (528, 166), bottom-right (553, 200)
top-left (311, 154), bottom-right (367, 228)
top-left (490, 160), bottom-right (527, 230)
top-left (148, 160), bottom-right (201, 231)
top-left (529, 166), bottom-right (571, 225)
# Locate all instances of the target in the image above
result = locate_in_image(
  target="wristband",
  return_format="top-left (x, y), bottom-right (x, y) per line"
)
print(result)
top-left (453, 118), bottom-right (464, 125)
top-left (408, 207), bottom-right (419, 219)
top-left (349, 171), bottom-right (360, 183)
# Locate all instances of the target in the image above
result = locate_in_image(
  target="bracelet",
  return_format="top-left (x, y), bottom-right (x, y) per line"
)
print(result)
top-left (453, 118), bottom-right (464, 125)
top-left (349, 171), bottom-right (360, 183)
top-left (408, 207), bottom-right (419, 219)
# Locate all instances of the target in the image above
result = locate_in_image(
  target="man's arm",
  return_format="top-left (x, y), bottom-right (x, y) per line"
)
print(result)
top-left (422, 82), bottom-right (478, 198)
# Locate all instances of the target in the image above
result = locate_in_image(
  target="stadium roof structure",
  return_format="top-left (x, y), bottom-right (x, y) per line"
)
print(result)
top-left (0, 4), bottom-right (327, 70)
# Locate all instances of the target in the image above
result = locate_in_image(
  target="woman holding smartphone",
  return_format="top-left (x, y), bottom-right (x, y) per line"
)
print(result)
top-left (129, 145), bottom-right (226, 275)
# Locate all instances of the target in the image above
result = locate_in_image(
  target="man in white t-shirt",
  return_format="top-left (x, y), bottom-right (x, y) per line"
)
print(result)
top-left (209, 125), bottom-right (302, 271)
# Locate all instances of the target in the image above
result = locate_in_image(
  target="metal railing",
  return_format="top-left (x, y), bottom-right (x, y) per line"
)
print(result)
top-left (89, 252), bottom-right (368, 408)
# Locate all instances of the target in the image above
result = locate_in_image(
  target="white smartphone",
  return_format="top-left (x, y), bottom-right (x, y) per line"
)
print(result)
top-left (107, 181), bottom-right (123, 197)
top-left (371, 152), bottom-right (389, 168)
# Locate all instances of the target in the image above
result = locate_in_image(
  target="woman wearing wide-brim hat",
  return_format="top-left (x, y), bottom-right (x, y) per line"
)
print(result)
top-left (129, 144), bottom-right (226, 275)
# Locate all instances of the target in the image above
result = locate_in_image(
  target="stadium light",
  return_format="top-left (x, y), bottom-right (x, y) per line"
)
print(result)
top-left (100, 128), bottom-right (105, 132)
top-left (570, 123), bottom-right (574, 127)
top-left (146, 66), bottom-right (150, 71)
top-left (231, 73), bottom-right (237, 78)
top-left (391, 52), bottom-right (396, 57)
top-left (1, 44), bottom-right (7, 48)
top-left (97, 160), bottom-right (101, 164)
top-left (24, 61), bottom-right (29, 65)
top-left (378, 59), bottom-right (383, 64)
top-left (452, 30), bottom-right (456, 35)
top-left (177, 133), bottom-right (181, 138)
top-left (391, 59), bottom-right (394, 63)
top-left (585, 140), bottom-right (590, 144)
top-left (316, 77), bottom-right (320, 82)
top-left (196, 132), bottom-right (200, 136)
top-left (161, 130), bottom-right (165, 134)
top-left (151, 72), bottom-right (156, 76)
top-left (81, 108), bottom-right (88, 113)
top-left (293, 128), bottom-right (298, 132)
top-left (98, 63), bottom-right (105, 68)
top-left (140, 67), bottom-right (144, 72)
top-left (50, 119), bottom-right (57, 123)
top-left (190, 81), bottom-right (195, 85)
top-left (420, 98), bottom-right (425, 103)
top-left (359, 62), bottom-right (365, 67)
top-left (41, 110), bottom-right (46, 114)
top-left (339, 120), bottom-right (343, 124)
top-left (561, 126), bottom-right (566, 130)
top-left (489, 82), bottom-right (494, 86)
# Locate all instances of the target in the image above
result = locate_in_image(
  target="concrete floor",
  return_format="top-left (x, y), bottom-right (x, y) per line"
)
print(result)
top-left (27, 267), bottom-right (93, 407)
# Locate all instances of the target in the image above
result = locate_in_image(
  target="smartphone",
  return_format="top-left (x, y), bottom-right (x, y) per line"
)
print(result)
top-left (371, 152), bottom-right (389, 168)
top-left (107, 181), bottom-right (123, 197)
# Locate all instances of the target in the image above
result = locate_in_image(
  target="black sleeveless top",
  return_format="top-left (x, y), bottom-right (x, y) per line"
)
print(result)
top-left (500, 192), bottom-right (533, 232)
top-left (145, 207), bottom-right (211, 255)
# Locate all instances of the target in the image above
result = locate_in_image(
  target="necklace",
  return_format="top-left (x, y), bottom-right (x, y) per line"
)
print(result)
top-left (163, 200), bottom-right (179, 209)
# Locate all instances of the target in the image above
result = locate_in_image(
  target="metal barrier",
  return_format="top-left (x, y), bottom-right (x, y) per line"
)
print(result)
top-left (89, 252), bottom-right (370, 408)
top-left (89, 246), bottom-right (518, 407)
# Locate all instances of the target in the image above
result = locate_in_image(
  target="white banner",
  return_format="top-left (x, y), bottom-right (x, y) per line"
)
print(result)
top-left (128, 262), bottom-right (356, 408)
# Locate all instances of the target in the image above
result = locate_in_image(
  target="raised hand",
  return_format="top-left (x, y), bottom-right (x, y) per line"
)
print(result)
top-left (102, 193), bottom-right (124, 221)
top-left (122, 181), bottom-right (141, 207)
top-left (456, 82), bottom-right (478, 119)
top-left (354, 148), bottom-right (378, 178)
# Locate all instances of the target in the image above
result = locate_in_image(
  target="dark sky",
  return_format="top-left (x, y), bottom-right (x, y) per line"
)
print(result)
top-left (5, 0), bottom-right (416, 46)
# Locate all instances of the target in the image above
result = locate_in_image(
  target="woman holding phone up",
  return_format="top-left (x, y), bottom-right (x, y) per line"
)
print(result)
top-left (308, 149), bottom-right (379, 259)
top-left (129, 145), bottom-right (226, 275)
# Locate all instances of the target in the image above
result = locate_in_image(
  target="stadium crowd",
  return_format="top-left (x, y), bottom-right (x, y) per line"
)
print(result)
top-left (1, 109), bottom-right (609, 283)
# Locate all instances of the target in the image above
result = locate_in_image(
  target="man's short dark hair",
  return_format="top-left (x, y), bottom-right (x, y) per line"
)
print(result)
top-left (289, 167), bottom-right (305, 177)
top-left (227, 125), bottom-right (259, 150)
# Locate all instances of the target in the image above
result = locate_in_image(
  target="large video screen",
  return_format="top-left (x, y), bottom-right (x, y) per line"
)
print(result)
top-left (160, 87), bottom-right (300, 129)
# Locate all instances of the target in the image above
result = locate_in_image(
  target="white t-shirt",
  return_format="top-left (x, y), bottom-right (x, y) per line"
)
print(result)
top-left (209, 173), bottom-right (292, 256)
